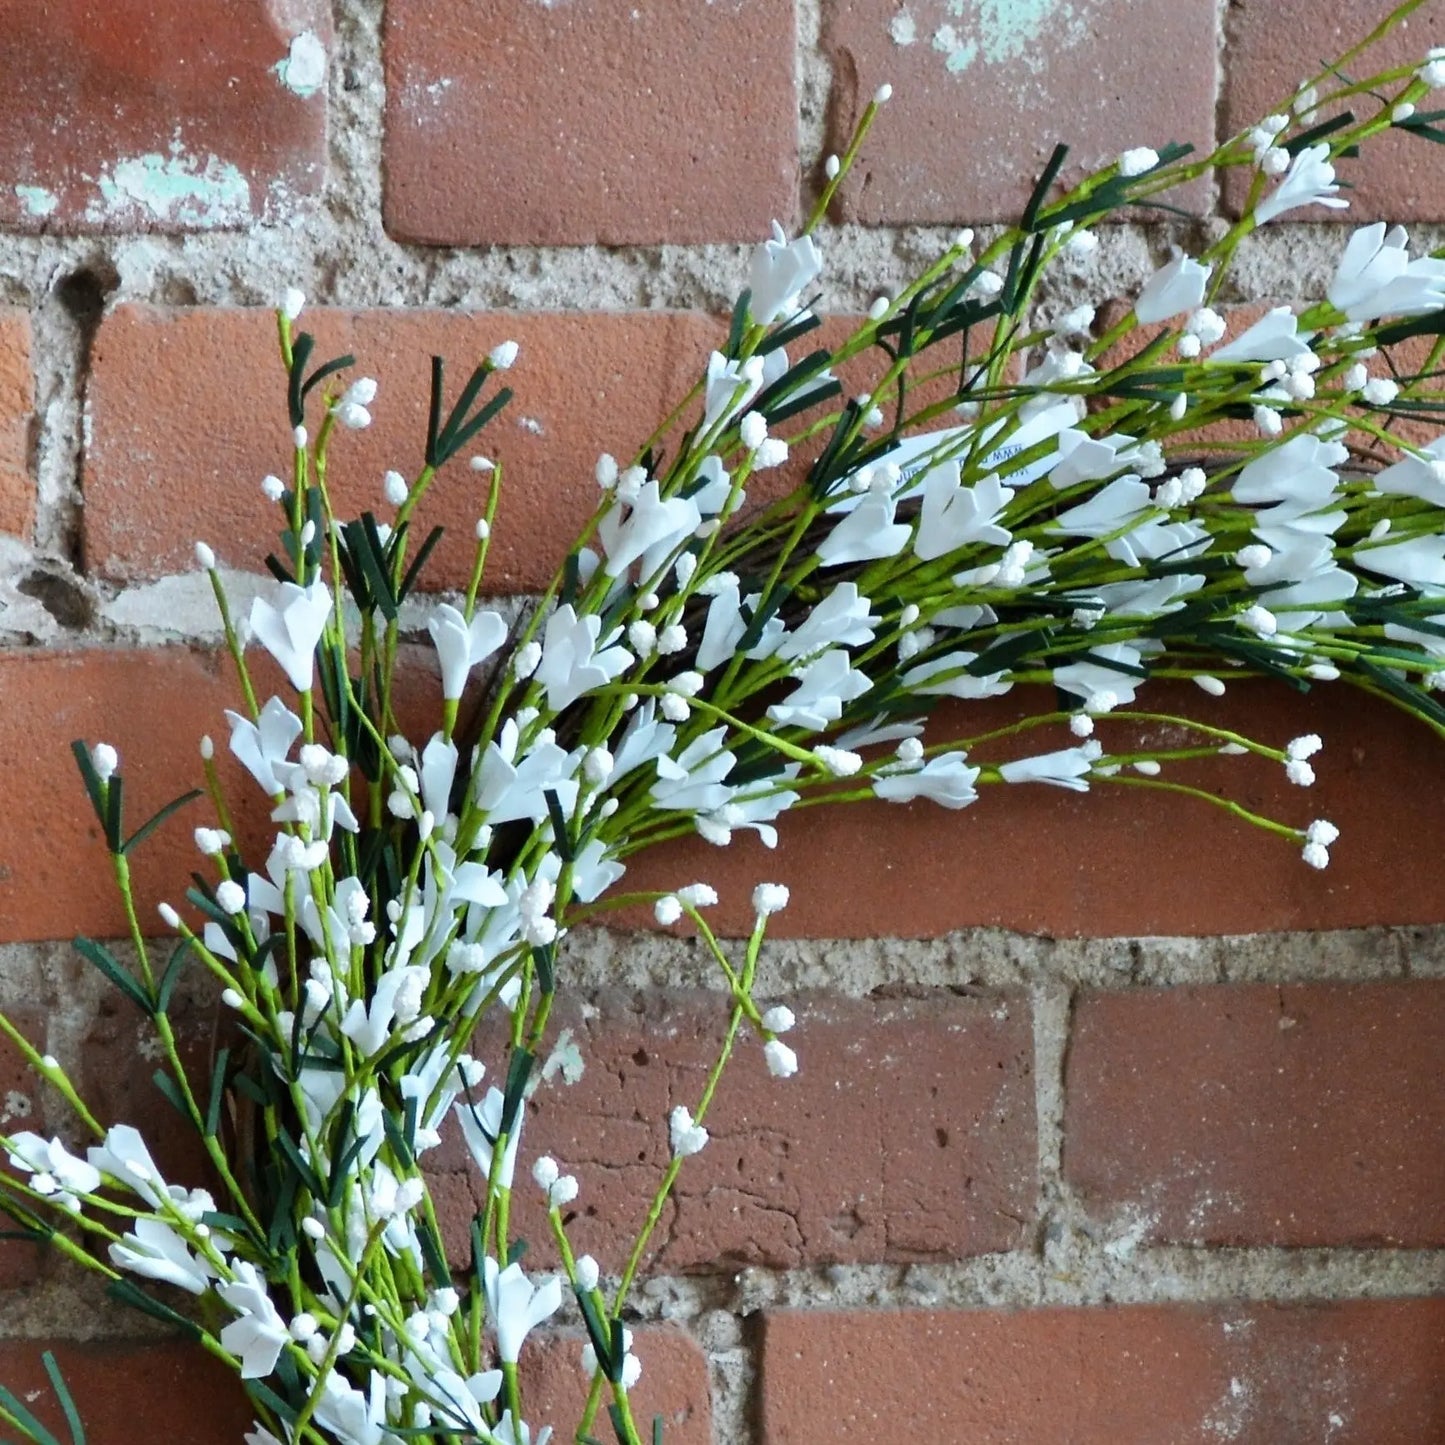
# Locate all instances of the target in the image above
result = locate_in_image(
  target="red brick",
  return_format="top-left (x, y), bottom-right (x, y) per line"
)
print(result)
top-left (430, 988), bottom-right (1035, 1274)
top-left (521, 1327), bottom-right (711, 1445)
top-left (1223, 0), bottom-right (1445, 222)
top-left (0, 1), bottom-right (330, 233)
top-left (1064, 980), bottom-right (1445, 1247)
top-left (382, 2), bottom-right (797, 245)
top-left (823, 0), bottom-right (1217, 225)
top-left (10, 648), bottom-right (1445, 943)
top-left (759, 1298), bottom-right (1445, 1443)
top-left (0, 1340), bottom-right (253, 1445)
top-left (85, 307), bottom-right (724, 590)
top-left (0, 1006), bottom-right (48, 1287)
top-left (0, 310), bottom-right (33, 537)
top-left (80, 990), bottom-right (219, 1192)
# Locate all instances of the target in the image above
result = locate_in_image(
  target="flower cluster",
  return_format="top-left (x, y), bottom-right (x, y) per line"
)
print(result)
top-left (7, 10), bottom-right (1445, 1443)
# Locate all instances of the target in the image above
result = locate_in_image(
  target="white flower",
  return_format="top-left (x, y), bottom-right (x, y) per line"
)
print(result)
top-left (216, 880), bottom-right (247, 915)
top-left (669, 1105), bottom-right (709, 1157)
top-left (1286, 759), bottom-right (1315, 787)
top-left (575, 1255), bottom-right (600, 1291)
top-left (5, 1133), bottom-right (101, 1202)
top-left (536, 604), bottom-right (633, 711)
top-left (1210, 306), bottom-right (1314, 363)
top-left (248, 580), bottom-right (332, 692)
top-left (1374, 436), bottom-right (1445, 508)
top-left (750, 221), bottom-right (823, 324)
top-left (914, 465), bottom-right (1012, 561)
top-left (483, 1258), bottom-right (563, 1363)
top-left (90, 742), bottom-right (119, 781)
top-left (766, 649), bottom-right (872, 731)
top-left (816, 494), bottom-right (911, 566)
top-left (455, 1086), bottom-right (523, 1189)
top-left (383, 470), bottom-right (409, 506)
top-left (764, 1039), bottom-right (799, 1078)
top-left (813, 745), bottom-right (862, 776)
top-left (335, 400), bottom-right (371, 430)
top-left (1356, 535), bottom-right (1445, 589)
top-left (1134, 255), bottom-right (1211, 324)
top-left (775, 582), bottom-right (880, 662)
top-left (597, 479), bottom-right (702, 580)
top-left (998, 746), bottom-right (1097, 792)
top-left (752, 882), bottom-right (790, 916)
top-left (218, 1261), bottom-right (289, 1378)
top-left (88, 1124), bottom-right (171, 1208)
top-left (428, 602), bottom-right (508, 702)
top-left (110, 1218), bottom-right (215, 1294)
top-left (1362, 377), bottom-right (1399, 406)
top-left (1302, 840), bottom-right (1330, 869)
top-left (1254, 142), bottom-right (1347, 224)
top-left (873, 751), bottom-right (980, 809)
top-left (1328, 223), bottom-right (1445, 321)
top-left (1118, 147), bottom-right (1159, 176)
top-left (654, 894), bottom-right (683, 926)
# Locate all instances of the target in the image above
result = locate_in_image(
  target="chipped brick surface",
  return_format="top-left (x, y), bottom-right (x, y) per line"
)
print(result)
top-left (384, 0), bottom-right (797, 245)
top-left (823, 0), bottom-right (1217, 224)
top-left (1064, 981), bottom-right (1445, 1246)
top-left (428, 989), bottom-right (1036, 1273)
top-left (0, 1), bottom-right (331, 232)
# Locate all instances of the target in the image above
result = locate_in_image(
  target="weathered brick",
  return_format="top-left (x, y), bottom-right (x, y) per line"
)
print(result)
top-left (1223, 0), bottom-right (1445, 222)
top-left (0, 310), bottom-right (33, 537)
top-left (0, 1006), bottom-right (48, 1287)
top-left (0, 1340), bottom-right (253, 1444)
top-left (0, 1), bottom-right (330, 232)
top-left (522, 1328), bottom-right (712, 1445)
top-left (382, 1), bottom-right (797, 245)
top-left (822, 0), bottom-right (1217, 225)
top-left (431, 988), bottom-right (1035, 1274)
top-left (85, 307), bottom-right (724, 590)
top-left (9, 649), bottom-right (1445, 943)
top-left (759, 1298), bottom-right (1445, 1442)
top-left (1064, 980), bottom-right (1445, 1247)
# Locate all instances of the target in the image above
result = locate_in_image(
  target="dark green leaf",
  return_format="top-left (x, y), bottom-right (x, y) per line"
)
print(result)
top-left (445, 387), bottom-right (513, 460)
top-left (155, 938), bottom-right (194, 1016)
top-left (399, 525), bottom-right (446, 602)
top-left (288, 332), bottom-right (316, 427)
top-left (1284, 111), bottom-right (1355, 156)
top-left (103, 774), bottom-right (124, 857)
top-left (759, 310), bottom-right (821, 354)
top-left (41, 1352), bottom-right (84, 1445)
top-left (70, 740), bottom-right (109, 843)
top-left (575, 1288), bottom-right (614, 1379)
top-left (1023, 142), bottom-right (1069, 231)
top-left (106, 1278), bottom-right (202, 1338)
top-left (122, 788), bottom-right (202, 856)
top-left (726, 288), bottom-right (752, 356)
top-left (506, 1237), bottom-right (528, 1267)
top-left (500, 1047), bottom-right (534, 1138)
top-left (544, 789), bottom-right (574, 861)
top-left (426, 355), bottom-right (446, 467)
top-left (532, 943), bottom-right (555, 995)
top-left (300, 353), bottom-right (357, 404)
top-left (150, 1068), bottom-right (189, 1120)
top-left (74, 937), bottom-right (153, 1015)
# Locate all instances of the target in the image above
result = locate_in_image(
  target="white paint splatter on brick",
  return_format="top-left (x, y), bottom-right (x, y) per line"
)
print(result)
top-left (2, 1089), bottom-right (32, 1122)
top-left (276, 31), bottom-right (328, 98)
top-left (889, 10), bottom-right (917, 46)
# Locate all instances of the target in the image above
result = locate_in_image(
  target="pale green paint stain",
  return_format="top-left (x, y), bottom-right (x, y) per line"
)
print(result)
top-left (14, 184), bottom-right (58, 218)
top-left (931, 0), bottom-right (1076, 74)
top-left (96, 152), bottom-right (251, 224)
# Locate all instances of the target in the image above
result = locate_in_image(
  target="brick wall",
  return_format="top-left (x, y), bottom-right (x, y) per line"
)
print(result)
top-left (1, 2), bottom-right (1444, 1441)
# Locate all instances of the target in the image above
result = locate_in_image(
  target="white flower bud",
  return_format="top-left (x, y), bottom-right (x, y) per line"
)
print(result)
top-left (281, 288), bottom-right (306, 322)
top-left (221, 988), bottom-right (244, 1009)
top-left (752, 882), bottom-right (789, 917)
top-left (216, 880), bottom-right (247, 915)
top-left (293, 425), bottom-right (308, 449)
top-left (596, 453), bottom-right (619, 489)
top-left (91, 742), bottom-right (119, 781)
top-left (470, 455), bottom-right (495, 473)
top-left (761, 1005), bottom-right (795, 1034)
top-left (740, 411), bottom-right (768, 450)
top-left (383, 470), bottom-right (409, 506)
top-left (575, 1255), bottom-right (600, 1291)
top-left (158, 902), bottom-right (181, 929)
top-left (677, 882), bottom-right (718, 907)
top-left (1194, 674), bottom-right (1226, 697)
top-left (475, 518), bottom-right (491, 541)
top-left (824, 154), bottom-right (841, 179)
top-left (489, 340), bottom-right (520, 370)
top-left (669, 1105), bottom-right (709, 1157)
top-left (1117, 146), bottom-right (1159, 176)
top-left (764, 1039), bottom-right (799, 1078)
top-left (194, 540), bottom-right (216, 569)
top-left (532, 1155), bottom-right (560, 1191)
top-left (261, 474), bottom-right (285, 501)
top-left (335, 401), bottom-right (371, 430)
top-left (874, 82), bottom-right (893, 103)
top-left (654, 895), bottom-right (683, 926)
